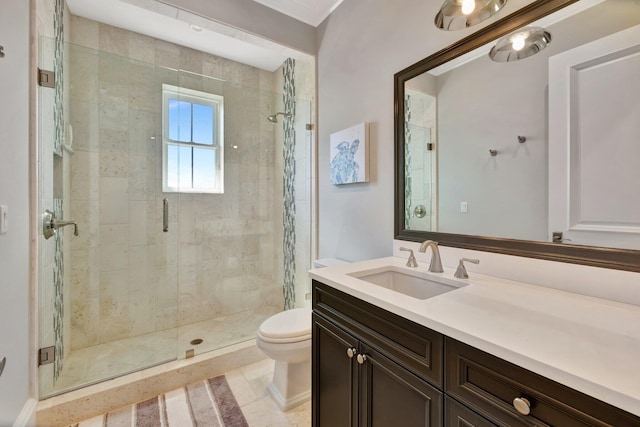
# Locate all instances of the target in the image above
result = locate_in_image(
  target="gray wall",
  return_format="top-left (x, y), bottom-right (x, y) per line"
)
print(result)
top-left (0, 0), bottom-right (31, 423)
top-left (315, 0), bottom-right (536, 261)
top-left (436, 46), bottom-right (549, 241)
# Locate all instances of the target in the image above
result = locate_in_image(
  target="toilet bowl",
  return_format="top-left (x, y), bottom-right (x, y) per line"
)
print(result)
top-left (256, 308), bottom-right (312, 411)
top-left (256, 258), bottom-right (347, 411)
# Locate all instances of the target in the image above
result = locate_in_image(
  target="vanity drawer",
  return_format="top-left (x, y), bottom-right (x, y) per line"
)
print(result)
top-left (445, 396), bottom-right (498, 427)
top-left (445, 338), bottom-right (640, 427)
top-left (313, 280), bottom-right (443, 388)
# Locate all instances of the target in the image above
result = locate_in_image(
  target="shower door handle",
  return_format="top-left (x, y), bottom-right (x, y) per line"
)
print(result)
top-left (42, 209), bottom-right (79, 239)
top-left (163, 198), bottom-right (169, 232)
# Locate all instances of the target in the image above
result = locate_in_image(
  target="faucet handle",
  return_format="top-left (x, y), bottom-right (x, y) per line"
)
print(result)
top-left (454, 258), bottom-right (480, 279)
top-left (399, 247), bottom-right (418, 268)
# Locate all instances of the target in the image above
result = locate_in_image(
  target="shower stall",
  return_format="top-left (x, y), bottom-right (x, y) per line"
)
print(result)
top-left (37, 10), bottom-right (314, 398)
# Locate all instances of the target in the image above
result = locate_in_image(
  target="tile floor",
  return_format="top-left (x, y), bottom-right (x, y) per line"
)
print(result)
top-left (48, 307), bottom-right (280, 396)
top-left (73, 358), bottom-right (312, 427)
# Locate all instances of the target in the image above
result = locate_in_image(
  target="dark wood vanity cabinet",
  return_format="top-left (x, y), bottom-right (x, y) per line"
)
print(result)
top-left (445, 338), bottom-right (640, 427)
top-left (312, 280), bottom-right (640, 427)
top-left (445, 396), bottom-right (498, 427)
top-left (312, 280), bottom-right (443, 426)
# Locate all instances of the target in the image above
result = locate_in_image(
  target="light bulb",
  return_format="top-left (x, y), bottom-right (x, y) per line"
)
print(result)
top-left (511, 34), bottom-right (527, 51)
top-left (461, 0), bottom-right (476, 15)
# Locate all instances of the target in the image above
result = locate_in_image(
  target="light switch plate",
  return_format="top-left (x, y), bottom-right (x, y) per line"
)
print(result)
top-left (460, 202), bottom-right (468, 213)
top-left (0, 205), bottom-right (7, 234)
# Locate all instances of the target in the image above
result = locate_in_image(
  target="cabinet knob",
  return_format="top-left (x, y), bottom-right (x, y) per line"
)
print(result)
top-left (346, 347), bottom-right (357, 359)
top-left (513, 397), bottom-right (531, 415)
top-left (356, 354), bottom-right (368, 365)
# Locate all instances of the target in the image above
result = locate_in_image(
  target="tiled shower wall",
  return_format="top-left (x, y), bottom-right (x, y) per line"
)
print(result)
top-left (67, 16), bottom-right (286, 349)
top-left (37, 0), bottom-right (72, 393)
top-left (273, 59), bottom-right (314, 309)
top-left (405, 88), bottom-right (436, 231)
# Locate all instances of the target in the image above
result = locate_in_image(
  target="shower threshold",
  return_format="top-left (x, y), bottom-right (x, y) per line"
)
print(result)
top-left (44, 306), bottom-right (280, 398)
top-left (37, 338), bottom-right (266, 427)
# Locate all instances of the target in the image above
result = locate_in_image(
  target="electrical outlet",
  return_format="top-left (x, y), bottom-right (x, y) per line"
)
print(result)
top-left (0, 205), bottom-right (7, 234)
top-left (460, 202), bottom-right (468, 213)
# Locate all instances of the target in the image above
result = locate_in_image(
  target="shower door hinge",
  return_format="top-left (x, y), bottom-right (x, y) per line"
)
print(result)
top-left (38, 346), bottom-right (55, 366)
top-left (427, 143), bottom-right (434, 151)
top-left (38, 69), bottom-right (55, 88)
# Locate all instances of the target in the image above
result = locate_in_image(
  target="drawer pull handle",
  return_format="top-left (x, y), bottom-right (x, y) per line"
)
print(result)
top-left (346, 347), bottom-right (357, 359)
top-left (513, 397), bottom-right (531, 415)
top-left (356, 354), bottom-right (368, 365)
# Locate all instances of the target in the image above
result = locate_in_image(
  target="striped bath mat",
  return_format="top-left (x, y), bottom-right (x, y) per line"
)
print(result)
top-left (71, 375), bottom-right (248, 427)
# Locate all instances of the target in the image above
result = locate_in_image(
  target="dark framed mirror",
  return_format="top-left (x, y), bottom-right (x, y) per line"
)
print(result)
top-left (394, 0), bottom-right (640, 272)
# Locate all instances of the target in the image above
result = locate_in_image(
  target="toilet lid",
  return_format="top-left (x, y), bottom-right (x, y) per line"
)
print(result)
top-left (258, 308), bottom-right (312, 342)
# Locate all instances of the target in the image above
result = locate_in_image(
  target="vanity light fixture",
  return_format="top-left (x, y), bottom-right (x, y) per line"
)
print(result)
top-left (434, 0), bottom-right (508, 31)
top-left (489, 27), bottom-right (552, 62)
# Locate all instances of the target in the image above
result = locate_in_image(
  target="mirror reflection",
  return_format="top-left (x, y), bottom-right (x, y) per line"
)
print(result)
top-left (403, 0), bottom-right (640, 250)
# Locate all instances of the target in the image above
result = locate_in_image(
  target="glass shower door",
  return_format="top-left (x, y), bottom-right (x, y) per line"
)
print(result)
top-left (405, 89), bottom-right (437, 232)
top-left (38, 39), bottom-right (180, 398)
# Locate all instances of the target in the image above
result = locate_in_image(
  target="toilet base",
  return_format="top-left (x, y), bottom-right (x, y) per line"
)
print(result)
top-left (267, 358), bottom-right (311, 411)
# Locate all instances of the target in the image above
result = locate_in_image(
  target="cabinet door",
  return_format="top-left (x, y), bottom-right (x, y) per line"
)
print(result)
top-left (445, 396), bottom-right (498, 427)
top-left (359, 343), bottom-right (443, 427)
top-left (313, 313), bottom-right (359, 427)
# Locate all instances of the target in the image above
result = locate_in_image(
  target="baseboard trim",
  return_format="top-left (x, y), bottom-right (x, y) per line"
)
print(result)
top-left (13, 398), bottom-right (38, 427)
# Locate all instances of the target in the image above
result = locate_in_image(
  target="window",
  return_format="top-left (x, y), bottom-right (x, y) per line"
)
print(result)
top-left (162, 84), bottom-right (224, 193)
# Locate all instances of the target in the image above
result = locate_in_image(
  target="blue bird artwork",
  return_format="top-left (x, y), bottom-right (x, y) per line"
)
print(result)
top-left (330, 139), bottom-right (360, 184)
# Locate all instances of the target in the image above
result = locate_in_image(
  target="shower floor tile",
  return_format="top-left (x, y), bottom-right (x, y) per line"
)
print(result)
top-left (49, 307), bottom-right (280, 396)
top-left (72, 358), bottom-right (312, 427)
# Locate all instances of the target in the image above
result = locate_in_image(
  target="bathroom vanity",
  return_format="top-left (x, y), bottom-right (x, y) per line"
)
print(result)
top-left (310, 258), bottom-right (640, 427)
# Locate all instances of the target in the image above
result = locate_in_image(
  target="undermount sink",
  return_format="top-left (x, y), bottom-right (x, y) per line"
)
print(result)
top-left (348, 266), bottom-right (467, 300)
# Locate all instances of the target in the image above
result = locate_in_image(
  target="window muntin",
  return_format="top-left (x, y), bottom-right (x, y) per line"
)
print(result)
top-left (162, 84), bottom-right (224, 193)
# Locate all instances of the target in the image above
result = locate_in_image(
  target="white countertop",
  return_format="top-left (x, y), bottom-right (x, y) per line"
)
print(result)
top-left (309, 256), bottom-right (640, 417)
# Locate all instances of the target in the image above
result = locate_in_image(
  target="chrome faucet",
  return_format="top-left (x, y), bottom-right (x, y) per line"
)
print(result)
top-left (42, 209), bottom-right (79, 239)
top-left (419, 240), bottom-right (443, 273)
top-left (454, 258), bottom-right (480, 279)
top-left (399, 247), bottom-right (418, 268)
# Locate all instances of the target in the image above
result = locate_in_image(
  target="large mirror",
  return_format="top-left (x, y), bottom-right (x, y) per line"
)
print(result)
top-left (395, 0), bottom-right (640, 272)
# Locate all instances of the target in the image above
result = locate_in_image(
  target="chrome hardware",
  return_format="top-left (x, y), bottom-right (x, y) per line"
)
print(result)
top-left (552, 231), bottom-right (571, 243)
top-left (346, 347), bottom-right (357, 359)
top-left (413, 204), bottom-right (427, 218)
top-left (518, 135), bottom-right (527, 143)
top-left (356, 354), bottom-right (367, 365)
top-left (42, 209), bottom-right (78, 240)
top-left (419, 240), bottom-right (444, 273)
top-left (489, 149), bottom-right (498, 156)
top-left (513, 397), bottom-right (531, 415)
top-left (163, 198), bottom-right (169, 232)
top-left (38, 69), bottom-right (55, 88)
top-left (454, 258), bottom-right (480, 279)
top-left (38, 346), bottom-right (55, 366)
top-left (399, 247), bottom-right (418, 268)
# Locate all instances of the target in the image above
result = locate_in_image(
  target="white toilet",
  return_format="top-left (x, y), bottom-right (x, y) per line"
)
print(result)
top-left (256, 307), bottom-right (312, 410)
top-left (256, 258), bottom-right (346, 411)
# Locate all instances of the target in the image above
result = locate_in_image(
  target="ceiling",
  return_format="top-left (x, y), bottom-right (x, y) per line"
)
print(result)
top-left (252, 0), bottom-right (344, 27)
top-left (66, 0), bottom-right (330, 72)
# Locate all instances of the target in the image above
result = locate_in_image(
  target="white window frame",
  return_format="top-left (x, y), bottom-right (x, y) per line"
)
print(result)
top-left (162, 84), bottom-right (224, 193)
